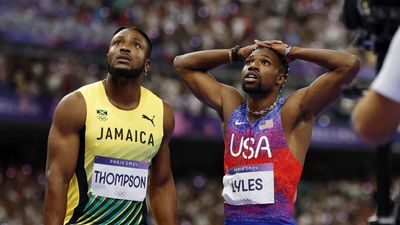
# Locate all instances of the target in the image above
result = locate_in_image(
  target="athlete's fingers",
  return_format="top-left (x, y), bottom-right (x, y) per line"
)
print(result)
top-left (255, 39), bottom-right (283, 45)
top-left (254, 40), bottom-right (271, 47)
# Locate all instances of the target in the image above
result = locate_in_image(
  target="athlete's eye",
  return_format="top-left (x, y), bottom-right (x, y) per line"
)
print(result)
top-left (132, 42), bottom-right (142, 49)
top-left (262, 60), bottom-right (270, 65)
top-left (245, 59), bottom-right (253, 65)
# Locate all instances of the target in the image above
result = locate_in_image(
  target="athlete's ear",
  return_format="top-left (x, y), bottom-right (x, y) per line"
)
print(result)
top-left (144, 59), bottom-right (151, 72)
top-left (276, 73), bottom-right (286, 86)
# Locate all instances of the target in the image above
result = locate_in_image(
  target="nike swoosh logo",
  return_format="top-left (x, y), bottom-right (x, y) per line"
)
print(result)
top-left (235, 120), bottom-right (246, 126)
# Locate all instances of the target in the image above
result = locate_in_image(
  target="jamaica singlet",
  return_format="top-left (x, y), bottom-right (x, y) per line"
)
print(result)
top-left (64, 81), bottom-right (164, 224)
top-left (222, 97), bottom-right (303, 225)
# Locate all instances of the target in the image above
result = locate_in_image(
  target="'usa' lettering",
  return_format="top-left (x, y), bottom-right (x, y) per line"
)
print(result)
top-left (230, 134), bottom-right (272, 159)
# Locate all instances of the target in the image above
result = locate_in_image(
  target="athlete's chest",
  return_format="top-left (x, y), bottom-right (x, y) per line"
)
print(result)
top-left (224, 106), bottom-right (289, 167)
top-left (226, 119), bottom-right (281, 158)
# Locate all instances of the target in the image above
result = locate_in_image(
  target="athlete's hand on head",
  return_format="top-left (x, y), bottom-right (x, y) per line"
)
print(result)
top-left (238, 43), bottom-right (258, 61)
top-left (255, 39), bottom-right (283, 45)
top-left (238, 40), bottom-right (283, 61)
top-left (238, 40), bottom-right (294, 63)
top-left (255, 39), bottom-right (286, 51)
top-left (255, 39), bottom-right (293, 63)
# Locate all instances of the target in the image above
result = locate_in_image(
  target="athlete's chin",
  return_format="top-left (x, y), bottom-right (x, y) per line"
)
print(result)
top-left (107, 63), bottom-right (143, 79)
top-left (113, 63), bottom-right (133, 70)
top-left (242, 84), bottom-right (259, 94)
top-left (108, 67), bottom-right (140, 78)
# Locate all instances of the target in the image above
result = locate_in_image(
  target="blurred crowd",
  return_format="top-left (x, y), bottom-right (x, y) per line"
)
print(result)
top-left (0, 0), bottom-right (378, 123)
top-left (0, 165), bottom-right (45, 225)
top-left (1, 165), bottom-right (396, 225)
top-left (1, 0), bottom-right (353, 58)
top-left (0, 1), bottom-right (387, 224)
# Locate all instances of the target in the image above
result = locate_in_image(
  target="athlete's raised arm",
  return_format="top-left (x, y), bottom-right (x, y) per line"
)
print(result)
top-left (173, 45), bottom-right (257, 121)
top-left (256, 40), bottom-right (360, 117)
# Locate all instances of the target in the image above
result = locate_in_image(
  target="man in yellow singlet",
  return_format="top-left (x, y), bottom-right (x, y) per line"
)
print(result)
top-left (44, 27), bottom-right (177, 225)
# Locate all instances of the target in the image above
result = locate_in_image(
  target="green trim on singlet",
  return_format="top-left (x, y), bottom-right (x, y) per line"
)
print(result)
top-left (66, 126), bottom-right (89, 224)
top-left (71, 195), bottom-right (144, 224)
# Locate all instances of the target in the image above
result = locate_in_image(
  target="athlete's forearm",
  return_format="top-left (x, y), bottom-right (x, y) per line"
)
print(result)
top-left (290, 46), bottom-right (357, 68)
top-left (44, 180), bottom-right (68, 225)
top-left (290, 46), bottom-right (359, 82)
top-left (148, 175), bottom-right (177, 225)
top-left (174, 49), bottom-right (230, 72)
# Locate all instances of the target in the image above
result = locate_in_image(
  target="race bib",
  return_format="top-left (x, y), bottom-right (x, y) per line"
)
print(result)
top-left (91, 156), bottom-right (149, 201)
top-left (222, 163), bottom-right (274, 205)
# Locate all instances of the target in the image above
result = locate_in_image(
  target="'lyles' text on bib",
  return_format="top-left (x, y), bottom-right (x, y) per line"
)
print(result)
top-left (222, 163), bottom-right (274, 205)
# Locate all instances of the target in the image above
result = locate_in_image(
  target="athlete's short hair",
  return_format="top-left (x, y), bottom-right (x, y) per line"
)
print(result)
top-left (112, 26), bottom-right (152, 57)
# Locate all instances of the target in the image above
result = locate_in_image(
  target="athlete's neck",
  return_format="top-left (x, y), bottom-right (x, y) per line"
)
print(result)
top-left (247, 93), bottom-right (280, 119)
top-left (103, 75), bottom-right (142, 110)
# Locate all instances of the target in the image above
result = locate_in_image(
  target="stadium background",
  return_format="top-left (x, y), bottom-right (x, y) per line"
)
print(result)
top-left (0, 0), bottom-right (399, 224)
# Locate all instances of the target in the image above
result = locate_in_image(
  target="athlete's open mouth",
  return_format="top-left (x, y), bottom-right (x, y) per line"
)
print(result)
top-left (116, 54), bottom-right (132, 63)
top-left (244, 72), bottom-right (259, 82)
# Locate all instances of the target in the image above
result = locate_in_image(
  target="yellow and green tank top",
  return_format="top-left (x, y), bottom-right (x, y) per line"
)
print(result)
top-left (64, 81), bottom-right (164, 224)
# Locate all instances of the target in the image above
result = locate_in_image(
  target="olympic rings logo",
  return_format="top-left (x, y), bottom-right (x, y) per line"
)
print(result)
top-left (97, 115), bottom-right (108, 121)
top-left (241, 198), bottom-right (252, 202)
top-left (114, 191), bottom-right (126, 197)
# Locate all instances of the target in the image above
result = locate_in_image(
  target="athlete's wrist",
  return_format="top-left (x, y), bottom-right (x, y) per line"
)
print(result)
top-left (285, 46), bottom-right (300, 62)
top-left (284, 45), bottom-right (295, 62)
top-left (230, 45), bottom-right (242, 63)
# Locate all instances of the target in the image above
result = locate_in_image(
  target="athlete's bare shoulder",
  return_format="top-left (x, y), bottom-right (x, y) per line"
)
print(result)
top-left (221, 84), bottom-right (244, 122)
top-left (162, 101), bottom-right (174, 139)
top-left (281, 88), bottom-right (313, 128)
top-left (52, 90), bottom-right (86, 132)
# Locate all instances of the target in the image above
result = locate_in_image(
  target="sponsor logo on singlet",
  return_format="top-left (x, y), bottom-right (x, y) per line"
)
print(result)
top-left (142, 114), bottom-right (155, 127)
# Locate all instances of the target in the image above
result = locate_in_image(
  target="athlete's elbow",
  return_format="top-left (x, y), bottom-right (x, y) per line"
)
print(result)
top-left (347, 55), bottom-right (360, 72)
top-left (345, 55), bottom-right (360, 77)
top-left (173, 55), bottom-right (185, 74)
top-left (339, 55), bottom-right (360, 84)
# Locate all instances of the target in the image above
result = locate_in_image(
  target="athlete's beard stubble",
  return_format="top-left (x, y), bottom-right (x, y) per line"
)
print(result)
top-left (107, 63), bottom-right (144, 78)
top-left (242, 77), bottom-right (280, 96)
top-left (242, 82), bottom-right (263, 95)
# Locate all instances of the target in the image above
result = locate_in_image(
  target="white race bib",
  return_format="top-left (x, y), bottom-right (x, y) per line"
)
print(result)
top-left (222, 163), bottom-right (274, 205)
top-left (91, 156), bottom-right (149, 201)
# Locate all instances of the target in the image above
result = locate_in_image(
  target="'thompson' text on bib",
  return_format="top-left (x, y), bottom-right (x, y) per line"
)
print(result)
top-left (91, 156), bottom-right (149, 201)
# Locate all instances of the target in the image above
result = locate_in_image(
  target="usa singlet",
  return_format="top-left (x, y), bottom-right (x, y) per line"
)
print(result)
top-left (222, 97), bottom-right (303, 225)
top-left (64, 81), bottom-right (164, 224)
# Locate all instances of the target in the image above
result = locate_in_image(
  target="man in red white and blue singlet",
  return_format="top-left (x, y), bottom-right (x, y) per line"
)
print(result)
top-left (174, 40), bottom-right (360, 224)
top-left (223, 97), bottom-right (302, 224)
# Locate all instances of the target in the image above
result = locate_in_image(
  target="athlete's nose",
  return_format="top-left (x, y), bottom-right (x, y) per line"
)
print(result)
top-left (248, 61), bottom-right (259, 72)
top-left (120, 47), bottom-right (131, 53)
